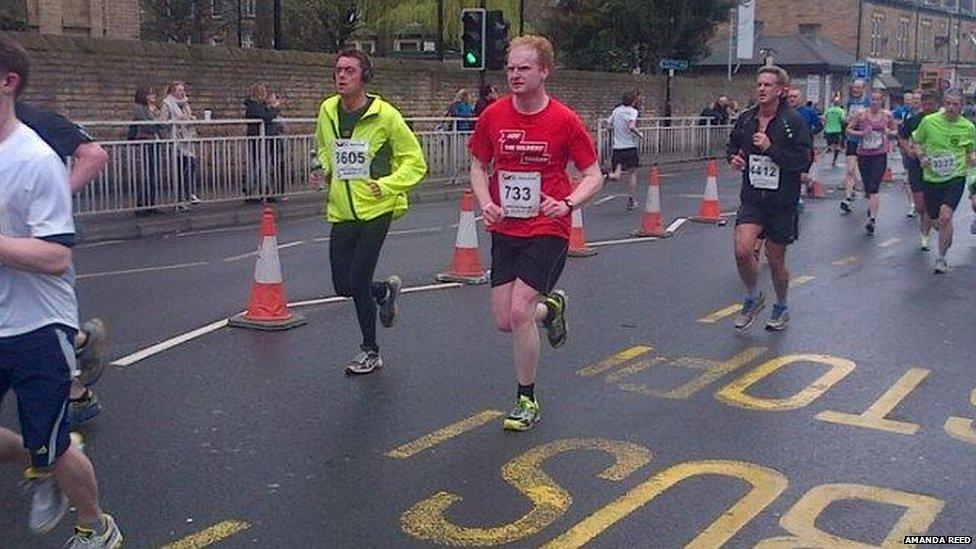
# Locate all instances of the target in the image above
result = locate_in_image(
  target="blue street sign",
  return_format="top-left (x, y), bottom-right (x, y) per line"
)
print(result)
top-left (852, 62), bottom-right (872, 80)
top-left (659, 59), bottom-right (689, 71)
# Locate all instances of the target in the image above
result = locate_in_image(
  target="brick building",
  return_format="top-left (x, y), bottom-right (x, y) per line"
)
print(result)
top-left (17, 0), bottom-right (140, 39)
top-left (737, 0), bottom-right (976, 66)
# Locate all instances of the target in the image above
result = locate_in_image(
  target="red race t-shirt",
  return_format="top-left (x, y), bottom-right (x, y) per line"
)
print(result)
top-left (468, 96), bottom-right (598, 240)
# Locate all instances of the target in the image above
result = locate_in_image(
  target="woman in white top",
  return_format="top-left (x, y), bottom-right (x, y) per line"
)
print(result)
top-left (160, 81), bottom-right (201, 210)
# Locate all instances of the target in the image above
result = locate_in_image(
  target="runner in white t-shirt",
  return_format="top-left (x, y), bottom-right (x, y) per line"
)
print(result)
top-left (0, 35), bottom-right (123, 547)
top-left (606, 92), bottom-right (643, 210)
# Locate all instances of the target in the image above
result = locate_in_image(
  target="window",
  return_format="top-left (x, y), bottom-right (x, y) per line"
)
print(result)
top-left (241, 31), bottom-right (253, 49)
top-left (349, 40), bottom-right (376, 54)
top-left (394, 39), bottom-right (421, 52)
top-left (870, 14), bottom-right (885, 56)
top-left (210, 0), bottom-right (223, 20)
top-left (799, 23), bottom-right (821, 36)
top-left (242, 0), bottom-right (256, 19)
top-left (921, 20), bottom-right (933, 59)
top-left (963, 0), bottom-right (974, 13)
top-left (897, 17), bottom-right (910, 58)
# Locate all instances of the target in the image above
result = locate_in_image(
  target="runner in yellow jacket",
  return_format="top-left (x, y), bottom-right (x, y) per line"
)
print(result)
top-left (311, 49), bottom-right (427, 374)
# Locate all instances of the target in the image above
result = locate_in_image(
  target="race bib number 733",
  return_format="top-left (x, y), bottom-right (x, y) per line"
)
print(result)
top-left (499, 171), bottom-right (542, 218)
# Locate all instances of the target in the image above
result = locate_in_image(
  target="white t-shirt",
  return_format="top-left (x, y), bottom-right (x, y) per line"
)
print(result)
top-left (0, 122), bottom-right (78, 337)
top-left (609, 105), bottom-right (639, 150)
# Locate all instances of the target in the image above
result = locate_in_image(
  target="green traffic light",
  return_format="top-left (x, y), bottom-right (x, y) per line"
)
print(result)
top-left (465, 52), bottom-right (478, 65)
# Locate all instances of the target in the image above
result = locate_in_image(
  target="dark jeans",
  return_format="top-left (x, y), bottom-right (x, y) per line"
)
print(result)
top-left (329, 213), bottom-right (393, 352)
top-left (177, 153), bottom-right (198, 201)
top-left (137, 142), bottom-right (159, 208)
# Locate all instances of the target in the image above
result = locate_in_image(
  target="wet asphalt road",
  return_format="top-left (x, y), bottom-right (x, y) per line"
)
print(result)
top-left (2, 157), bottom-right (976, 548)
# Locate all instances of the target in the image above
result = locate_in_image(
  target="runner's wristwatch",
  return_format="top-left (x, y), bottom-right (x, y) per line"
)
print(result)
top-left (563, 198), bottom-right (575, 211)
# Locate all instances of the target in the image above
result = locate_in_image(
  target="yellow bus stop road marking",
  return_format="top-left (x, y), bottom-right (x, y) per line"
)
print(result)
top-left (386, 409), bottom-right (504, 459)
top-left (832, 256), bottom-right (859, 266)
top-left (698, 276), bottom-right (814, 324)
top-left (161, 520), bottom-right (250, 549)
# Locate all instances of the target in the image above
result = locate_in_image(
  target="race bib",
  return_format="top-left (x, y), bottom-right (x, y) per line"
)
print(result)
top-left (499, 171), bottom-right (542, 218)
top-left (333, 139), bottom-right (370, 180)
top-left (862, 131), bottom-right (884, 149)
top-left (748, 155), bottom-right (780, 190)
top-left (930, 153), bottom-right (956, 177)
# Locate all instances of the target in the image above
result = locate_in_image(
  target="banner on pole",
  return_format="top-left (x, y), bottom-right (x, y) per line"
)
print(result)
top-left (737, 0), bottom-right (755, 60)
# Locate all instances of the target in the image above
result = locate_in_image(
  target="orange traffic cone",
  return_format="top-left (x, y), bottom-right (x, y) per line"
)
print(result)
top-left (229, 207), bottom-right (307, 330)
top-left (634, 166), bottom-right (670, 237)
top-left (436, 190), bottom-right (489, 284)
top-left (807, 152), bottom-right (828, 199)
top-left (691, 160), bottom-right (726, 225)
top-left (568, 207), bottom-right (597, 257)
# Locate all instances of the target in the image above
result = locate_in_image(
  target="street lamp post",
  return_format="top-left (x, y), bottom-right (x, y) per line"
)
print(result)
top-left (274, 0), bottom-right (281, 49)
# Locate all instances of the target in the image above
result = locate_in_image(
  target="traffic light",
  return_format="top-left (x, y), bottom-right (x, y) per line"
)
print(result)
top-left (460, 8), bottom-right (486, 70)
top-left (485, 10), bottom-right (510, 71)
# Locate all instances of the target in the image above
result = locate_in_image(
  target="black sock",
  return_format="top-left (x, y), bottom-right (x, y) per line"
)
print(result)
top-left (832, 150), bottom-right (839, 164)
top-left (371, 282), bottom-right (389, 304)
top-left (517, 384), bottom-right (535, 400)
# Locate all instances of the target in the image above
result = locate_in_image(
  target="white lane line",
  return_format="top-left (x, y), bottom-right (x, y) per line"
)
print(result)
top-left (112, 318), bottom-right (230, 367)
top-left (665, 218), bottom-right (687, 233)
top-left (594, 194), bottom-right (625, 206)
top-left (450, 215), bottom-right (484, 228)
top-left (178, 225), bottom-right (256, 238)
top-left (221, 241), bottom-right (306, 263)
top-left (878, 238), bottom-right (901, 248)
top-left (589, 236), bottom-right (660, 248)
top-left (75, 240), bottom-right (125, 249)
top-left (389, 227), bottom-right (443, 236)
top-left (290, 282), bottom-right (462, 308)
top-left (77, 261), bottom-right (209, 280)
top-left (111, 282), bottom-right (465, 367)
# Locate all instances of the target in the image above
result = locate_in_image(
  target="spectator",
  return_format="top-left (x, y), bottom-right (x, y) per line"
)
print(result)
top-left (474, 82), bottom-right (499, 116)
top-left (243, 83), bottom-right (282, 201)
top-left (446, 88), bottom-right (475, 131)
top-left (160, 81), bottom-right (201, 211)
top-left (129, 85), bottom-right (165, 216)
top-left (266, 92), bottom-right (287, 199)
top-left (698, 95), bottom-right (730, 126)
top-left (728, 100), bottom-right (742, 124)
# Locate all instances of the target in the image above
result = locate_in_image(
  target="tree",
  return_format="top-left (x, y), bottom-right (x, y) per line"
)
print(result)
top-left (0, 0), bottom-right (27, 31)
top-left (282, 0), bottom-right (361, 53)
top-left (545, 0), bottom-right (733, 73)
top-left (141, 0), bottom-right (237, 44)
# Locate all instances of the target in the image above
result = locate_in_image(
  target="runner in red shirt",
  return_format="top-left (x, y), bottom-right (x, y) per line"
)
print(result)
top-left (468, 35), bottom-right (604, 431)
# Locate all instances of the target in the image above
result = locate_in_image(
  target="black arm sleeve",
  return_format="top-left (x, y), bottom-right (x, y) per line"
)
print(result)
top-left (766, 115), bottom-right (813, 172)
top-left (16, 102), bottom-right (93, 162)
top-left (726, 117), bottom-right (746, 161)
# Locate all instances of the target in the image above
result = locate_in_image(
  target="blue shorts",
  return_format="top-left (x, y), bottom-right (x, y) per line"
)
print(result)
top-left (0, 324), bottom-right (77, 468)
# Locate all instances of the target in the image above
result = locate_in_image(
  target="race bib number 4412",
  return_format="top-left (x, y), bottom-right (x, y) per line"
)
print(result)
top-left (333, 139), bottom-right (370, 180)
top-left (748, 155), bottom-right (780, 190)
top-left (499, 171), bottom-right (542, 218)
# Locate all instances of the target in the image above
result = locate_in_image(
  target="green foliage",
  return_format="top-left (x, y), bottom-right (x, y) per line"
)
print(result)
top-left (283, 0), bottom-right (361, 52)
top-left (0, 0), bottom-right (27, 31)
top-left (545, 0), bottom-right (733, 73)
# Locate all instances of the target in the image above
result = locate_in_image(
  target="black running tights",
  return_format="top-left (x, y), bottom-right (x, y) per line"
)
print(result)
top-left (329, 213), bottom-right (393, 352)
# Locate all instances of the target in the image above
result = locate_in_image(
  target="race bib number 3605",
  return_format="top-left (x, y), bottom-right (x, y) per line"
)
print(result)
top-left (333, 139), bottom-right (370, 180)
top-left (748, 155), bottom-right (780, 190)
top-left (499, 171), bottom-right (542, 218)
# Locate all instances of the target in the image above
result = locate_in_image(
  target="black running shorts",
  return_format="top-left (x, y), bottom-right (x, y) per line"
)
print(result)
top-left (923, 178), bottom-right (966, 220)
top-left (490, 233), bottom-right (568, 294)
top-left (735, 202), bottom-right (799, 245)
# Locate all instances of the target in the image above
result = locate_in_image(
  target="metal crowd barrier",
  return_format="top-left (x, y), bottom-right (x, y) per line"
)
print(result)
top-left (596, 117), bottom-right (733, 167)
top-left (73, 116), bottom-right (727, 216)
